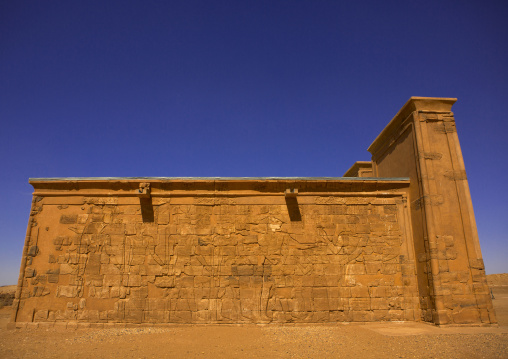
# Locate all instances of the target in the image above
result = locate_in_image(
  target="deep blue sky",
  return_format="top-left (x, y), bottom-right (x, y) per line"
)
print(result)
top-left (1, 1), bottom-right (507, 285)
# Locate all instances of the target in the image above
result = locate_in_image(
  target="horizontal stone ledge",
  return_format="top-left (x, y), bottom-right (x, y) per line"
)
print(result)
top-left (31, 191), bottom-right (409, 198)
top-left (29, 176), bottom-right (410, 182)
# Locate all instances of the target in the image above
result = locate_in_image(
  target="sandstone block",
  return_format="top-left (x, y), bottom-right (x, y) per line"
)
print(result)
top-left (25, 267), bottom-right (36, 278)
top-left (371, 298), bottom-right (388, 310)
top-left (313, 298), bottom-right (330, 311)
top-left (57, 286), bottom-right (78, 298)
top-left (350, 298), bottom-right (370, 311)
top-left (351, 310), bottom-right (373, 322)
top-left (33, 286), bottom-right (50, 297)
top-left (27, 246), bottom-right (39, 257)
top-left (60, 215), bottom-right (77, 224)
top-left (154, 276), bottom-right (175, 288)
top-left (351, 286), bottom-right (369, 298)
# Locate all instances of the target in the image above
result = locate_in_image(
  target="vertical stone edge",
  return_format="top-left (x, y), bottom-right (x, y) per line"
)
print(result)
top-left (10, 191), bottom-right (37, 324)
top-left (432, 111), bottom-right (496, 325)
top-left (368, 97), bottom-right (497, 325)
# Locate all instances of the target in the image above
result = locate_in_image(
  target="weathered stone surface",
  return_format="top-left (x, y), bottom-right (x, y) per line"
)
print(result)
top-left (367, 97), bottom-right (496, 325)
top-left (46, 269), bottom-right (60, 283)
top-left (27, 246), bottom-right (39, 257)
top-left (12, 186), bottom-right (416, 324)
top-left (25, 268), bottom-right (36, 278)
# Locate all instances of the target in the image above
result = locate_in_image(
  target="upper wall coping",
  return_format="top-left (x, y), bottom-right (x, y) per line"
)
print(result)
top-left (343, 162), bottom-right (373, 177)
top-left (29, 177), bottom-right (409, 182)
top-left (28, 177), bottom-right (410, 195)
top-left (368, 97), bottom-right (457, 155)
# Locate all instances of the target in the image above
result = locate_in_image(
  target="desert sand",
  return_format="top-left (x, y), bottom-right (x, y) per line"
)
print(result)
top-left (0, 276), bottom-right (506, 359)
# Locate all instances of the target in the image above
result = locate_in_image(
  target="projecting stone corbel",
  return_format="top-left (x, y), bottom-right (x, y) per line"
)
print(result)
top-left (138, 182), bottom-right (151, 198)
top-left (285, 188), bottom-right (298, 198)
top-left (137, 183), bottom-right (154, 222)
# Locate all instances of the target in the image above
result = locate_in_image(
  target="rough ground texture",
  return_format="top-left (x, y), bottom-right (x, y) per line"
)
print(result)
top-left (0, 275), bottom-right (507, 358)
top-left (0, 286), bottom-right (15, 308)
top-left (487, 274), bottom-right (508, 287)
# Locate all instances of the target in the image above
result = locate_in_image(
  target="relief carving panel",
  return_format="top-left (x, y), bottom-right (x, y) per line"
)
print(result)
top-left (16, 195), bottom-right (419, 324)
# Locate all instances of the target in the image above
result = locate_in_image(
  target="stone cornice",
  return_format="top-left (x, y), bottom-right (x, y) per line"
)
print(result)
top-left (368, 97), bottom-right (457, 156)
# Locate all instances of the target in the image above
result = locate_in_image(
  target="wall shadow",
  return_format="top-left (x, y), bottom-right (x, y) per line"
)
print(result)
top-left (140, 197), bottom-right (154, 222)
top-left (285, 197), bottom-right (302, 221)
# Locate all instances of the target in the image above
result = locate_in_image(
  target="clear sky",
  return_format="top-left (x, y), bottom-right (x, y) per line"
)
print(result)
top-left (1, 1), bottom-right (507, 286)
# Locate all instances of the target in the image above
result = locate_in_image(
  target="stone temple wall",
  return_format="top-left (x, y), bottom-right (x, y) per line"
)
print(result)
top-left (11, 97), bottom-right (497, 327)
top-left (12, 179), bottom-right (419, 324)
top-left (368, 97), bottom-right (496, 325)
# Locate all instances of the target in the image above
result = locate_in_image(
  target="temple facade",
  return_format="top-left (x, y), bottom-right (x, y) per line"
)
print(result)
top-left (10, 97), bottom-right (496, 327)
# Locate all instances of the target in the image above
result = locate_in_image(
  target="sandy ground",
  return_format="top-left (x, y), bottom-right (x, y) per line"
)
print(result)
top-left (0, 279), bottom-right (507, 358)
top-left (0, 286), bottom-right (16, 294)
top-left (488, 274), bottom-right (508, 287)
